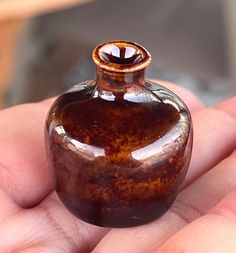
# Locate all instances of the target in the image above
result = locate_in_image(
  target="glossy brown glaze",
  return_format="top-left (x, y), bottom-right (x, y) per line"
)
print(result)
top-left (45, 41), bottom-right (193, 227)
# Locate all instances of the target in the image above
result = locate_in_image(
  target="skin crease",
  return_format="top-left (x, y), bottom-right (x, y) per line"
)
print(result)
top-left (0, 81), bottom-right (236, 253)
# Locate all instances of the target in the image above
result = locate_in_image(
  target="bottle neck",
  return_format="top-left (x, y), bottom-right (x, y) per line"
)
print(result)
top-left (96, 67), bottom-right (145, 92)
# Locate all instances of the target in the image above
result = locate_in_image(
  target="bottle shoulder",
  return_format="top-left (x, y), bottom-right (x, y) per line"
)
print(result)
top-left (45, 81), bottom-right (192, 157)
top-left (145, 81), bottom-right (190, 110)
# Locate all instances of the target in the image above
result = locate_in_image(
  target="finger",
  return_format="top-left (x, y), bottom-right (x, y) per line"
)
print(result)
top-left (185, 96), bottom-right (236, 186)
top-left (0, 82), bottom-right (202, 208)
top-left (158, 188), bottom-right (236, 253)
top-left (155, 79), bottom-right (204, 111)
top-left (0, 103), bottom-right (52, 207)
top-left (0, 188), bottom-right (19, 222)
top-left (92, 98), bottom-right (236, 253)
top-left (184, 107), bottom-right (236, 186)
top-left (41, 97), bottom-right (56, 106)
top-left (0, 192), bottom-right (109, 253)
top-left (214, 96), bottom-right (236, 118)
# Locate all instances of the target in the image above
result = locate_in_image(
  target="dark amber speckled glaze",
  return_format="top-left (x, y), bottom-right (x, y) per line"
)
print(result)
top-left (45, 41), bottom-right (193, 227)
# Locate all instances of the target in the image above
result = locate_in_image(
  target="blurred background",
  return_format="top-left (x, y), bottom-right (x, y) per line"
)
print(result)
top-left (0, 0), bottom-right (235, 108)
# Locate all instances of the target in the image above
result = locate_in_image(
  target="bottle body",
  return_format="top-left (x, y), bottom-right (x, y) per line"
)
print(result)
top-left (45, 80), bottom-right (192, 227)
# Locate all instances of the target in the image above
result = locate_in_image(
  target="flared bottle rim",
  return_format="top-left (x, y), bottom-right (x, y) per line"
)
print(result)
top-left (92, 40), bottom-right (152, 73)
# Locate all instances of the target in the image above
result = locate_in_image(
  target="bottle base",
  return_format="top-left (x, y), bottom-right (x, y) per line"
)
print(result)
top-left (58, 191), bottom-right (176, 228)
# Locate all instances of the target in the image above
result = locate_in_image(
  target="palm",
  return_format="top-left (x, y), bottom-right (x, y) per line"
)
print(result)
top-left (1, 81), bottom-right (236, 253)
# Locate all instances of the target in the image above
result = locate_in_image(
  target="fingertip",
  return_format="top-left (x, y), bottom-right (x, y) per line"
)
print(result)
top-left (214, 96), bottom-right (236, 119)
top-left (40, 97), bottom-right (56, 106)
top-left (155, 80), bottom-right (205, 112)
top-left (209, 185), bottom-right (236, 223)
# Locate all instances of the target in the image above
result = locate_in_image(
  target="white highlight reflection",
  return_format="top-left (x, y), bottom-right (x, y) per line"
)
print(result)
top-left (131, 124), bottom-right (182, 162)
top-left (54, 125), bottom-right (105, 160)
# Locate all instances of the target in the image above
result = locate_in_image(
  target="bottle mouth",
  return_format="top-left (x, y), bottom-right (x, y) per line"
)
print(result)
top-left (92, 41), bottom-right (152, 73)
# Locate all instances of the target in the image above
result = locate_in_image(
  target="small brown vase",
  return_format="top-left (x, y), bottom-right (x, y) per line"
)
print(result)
top-left (45, 41), bottom-right (193, 228)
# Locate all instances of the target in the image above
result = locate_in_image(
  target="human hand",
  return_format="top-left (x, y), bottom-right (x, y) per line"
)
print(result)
top-left (1, 81), bottom-right (236, 253)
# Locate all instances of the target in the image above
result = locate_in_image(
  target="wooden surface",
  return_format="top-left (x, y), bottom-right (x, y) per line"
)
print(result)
top-left (0, 0), bottom-right (93, 108)
top-left (0, 0), bottom-right (93, 21)
top-left (0, 19), bottom-right (25, 108)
